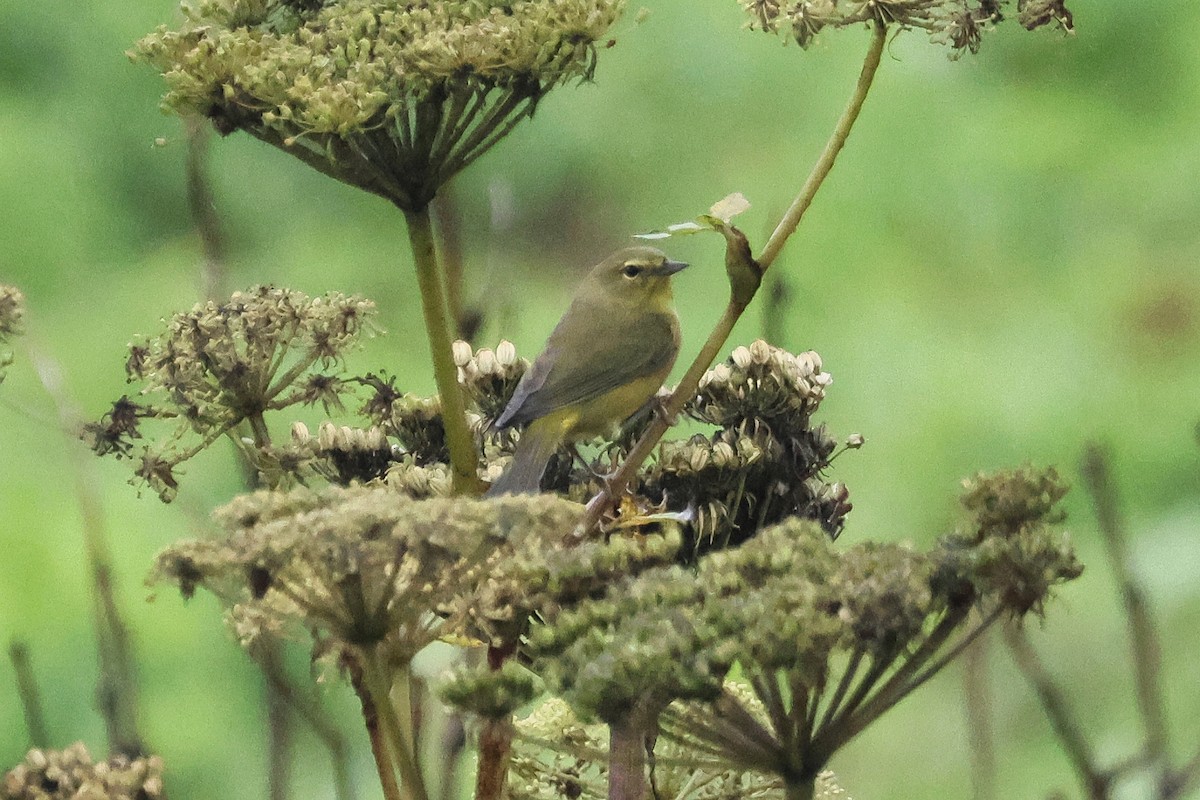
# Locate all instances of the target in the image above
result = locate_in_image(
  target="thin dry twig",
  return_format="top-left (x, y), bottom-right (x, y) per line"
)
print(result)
top-left (1004, 623), bottom-right (1109, 800)
top-left (1080, 444), bottom-right (1169, 768)
top-left (185, 116), bottom-right (228, 302)
top-left (963, 633), bottom-right (996, 800)
top-left (9, 640), bottom-right (50, 748)
top-left (27, 343), bottom-right (145, 758)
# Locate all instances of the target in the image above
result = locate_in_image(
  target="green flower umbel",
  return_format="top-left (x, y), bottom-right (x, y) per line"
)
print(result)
top-left (135, 0), bottom-right (625, 210)
top-left (0, 285), bottom-right (24, 385)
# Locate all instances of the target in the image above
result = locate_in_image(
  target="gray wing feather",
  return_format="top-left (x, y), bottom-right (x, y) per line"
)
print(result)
top-left (496, 310), bottom-right (676, 429)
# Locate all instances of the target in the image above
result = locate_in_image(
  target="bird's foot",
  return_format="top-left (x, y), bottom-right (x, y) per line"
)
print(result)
top-left (651, 394), bottom-right (679, 427)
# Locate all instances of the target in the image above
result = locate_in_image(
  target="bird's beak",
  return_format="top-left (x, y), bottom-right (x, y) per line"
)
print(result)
top-left (657, 259), bottom-right (689, 276)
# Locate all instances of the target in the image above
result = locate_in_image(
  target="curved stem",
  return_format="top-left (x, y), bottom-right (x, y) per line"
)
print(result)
top-left (28, 342), bottom-right (145, 758)
top-left (572, 23), bottom-right (888, 538)
top-left (403, 205), bottom-right (480, 495)
top-left (259, 642), bottom-right (356, 800)
top-left (757, 21), bottom-right (887, 270)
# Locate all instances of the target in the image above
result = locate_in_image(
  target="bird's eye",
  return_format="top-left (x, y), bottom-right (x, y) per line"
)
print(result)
top-left (621, 265), bottom-right (642, 278)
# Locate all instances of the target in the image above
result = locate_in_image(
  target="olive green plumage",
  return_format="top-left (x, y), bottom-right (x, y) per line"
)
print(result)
top-left (488, 246), bottom-right (687, 496)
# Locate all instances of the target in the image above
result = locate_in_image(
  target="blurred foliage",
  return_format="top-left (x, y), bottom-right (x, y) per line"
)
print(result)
top-left (0, 1), bottom-right (1198, 799)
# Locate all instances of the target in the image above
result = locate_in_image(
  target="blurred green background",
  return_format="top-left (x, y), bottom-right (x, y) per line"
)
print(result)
top-left (2, 1), bottom-right (1198, 798)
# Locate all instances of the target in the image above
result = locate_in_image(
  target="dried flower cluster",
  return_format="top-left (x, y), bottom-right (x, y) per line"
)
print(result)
top-left (152, 487), bottom-right (581, 662)
top-left (282, 420), bottom-right (398, 485)
top-left (0, 284), bottom-right (25, 384)
top-left (471, 468), bottom-right (1080, 795)
top-left (2, 744), bottom-right (164, 800)
top-left (133, 0), bottom-right (625, 209)
top-left (99, 293), bottom-right (1081, 798)
top-left (646, 340), bottom-right (849, 556)
top-left (741, 0), bottom-right (1074, 54)
top-left (84, 286), bottom-right (375, 500)
top-left (93, 311), bottom-right (849, 553)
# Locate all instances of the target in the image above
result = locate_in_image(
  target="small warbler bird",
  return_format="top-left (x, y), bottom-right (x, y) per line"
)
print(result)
top-left (487, 246), bottom-right (688, 496)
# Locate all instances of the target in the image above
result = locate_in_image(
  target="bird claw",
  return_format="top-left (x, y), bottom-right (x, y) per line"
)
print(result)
top-left (652, 395), bottom-right (679, 427)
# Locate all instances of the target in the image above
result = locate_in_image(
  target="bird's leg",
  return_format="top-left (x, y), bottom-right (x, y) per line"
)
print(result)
top-left (569, 443), bottom-right (624, 496)
top-left (651, 393), bottom-right (678, 428)
top-left (569, 443), bottom-right (607, 479)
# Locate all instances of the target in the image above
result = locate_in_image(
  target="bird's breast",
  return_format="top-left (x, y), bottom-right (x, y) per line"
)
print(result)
top-left (561, 371), bottom-right (669, 440)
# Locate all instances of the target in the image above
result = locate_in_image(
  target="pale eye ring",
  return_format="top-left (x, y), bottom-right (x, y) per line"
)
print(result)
top-left (621, 265), bottom-right (642, 278)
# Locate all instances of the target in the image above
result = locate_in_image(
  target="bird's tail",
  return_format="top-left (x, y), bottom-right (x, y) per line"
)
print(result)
top-left (486, 420), bottom-right (561, 496)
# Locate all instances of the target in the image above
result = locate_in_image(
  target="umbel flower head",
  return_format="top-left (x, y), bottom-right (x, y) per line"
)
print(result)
top-left (742, 0), bottom-right (1075, 54)
top-left (151, 486), bottom-right (582, 664)
top-left (363, 338), bottom-right (852, 558)
top-left (0, 284), bottom-right (24, 384)
top-left (2, 743), bottom-right (164, 800)
top-left (644, 340), bottom-right (849, 557)
top-left (482, 469), bottom-right (1079, 795)
top-left (83, 286), bottom-right (375, 501)
top-left (134, 0), bottom-right (625, 210)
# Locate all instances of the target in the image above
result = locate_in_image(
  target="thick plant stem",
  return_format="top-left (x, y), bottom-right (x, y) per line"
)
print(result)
top-left (573, 23), bottom-right (887, 538)
top-left (784, 779), bottom-right (816, 800)
top-left (474, 643), bottom-right (517, 800)
top-left (757, 20), bottom-right (887, 270)
top-left (608, 717), bottom-right (649, 800)
top-left (474, 717), bottom-right (515, 800)
top-left (361, 648), bottom-right (430, 800)
top-left (404, 205), bottom-right (479, 495)
top-left (349, 656), bottom-right (404, 800)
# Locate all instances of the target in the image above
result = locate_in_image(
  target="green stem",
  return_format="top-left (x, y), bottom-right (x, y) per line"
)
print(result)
top-left (431, 190), bottom-right (468, 340)
top-left (757, 21), bottom-right (887, 270)
top-left (403, 205), bottom-right (480, 495)
top-left (572, 22), bottom-right (888, 539)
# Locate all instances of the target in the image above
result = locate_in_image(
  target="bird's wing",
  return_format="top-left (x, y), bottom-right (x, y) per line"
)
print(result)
top-left (495, 309), bottom-right (677, 429)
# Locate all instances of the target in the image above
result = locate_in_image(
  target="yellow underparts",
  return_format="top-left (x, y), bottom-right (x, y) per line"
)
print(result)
top-left (543, 371), bottom-right (667, 442)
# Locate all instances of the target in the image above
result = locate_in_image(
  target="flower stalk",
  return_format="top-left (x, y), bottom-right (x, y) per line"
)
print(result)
top-left (360, 647), bottom-right (430, 800)
top-left (758, 20), bottom-right (888, 270)
top-left (575, 21), bottom-right (888, 537)
top-left (404, 206), bottom-right (480, 495)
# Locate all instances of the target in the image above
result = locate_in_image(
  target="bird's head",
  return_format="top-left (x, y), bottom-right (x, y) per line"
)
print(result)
top-left (586, 246), bottom-right (689, 310)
